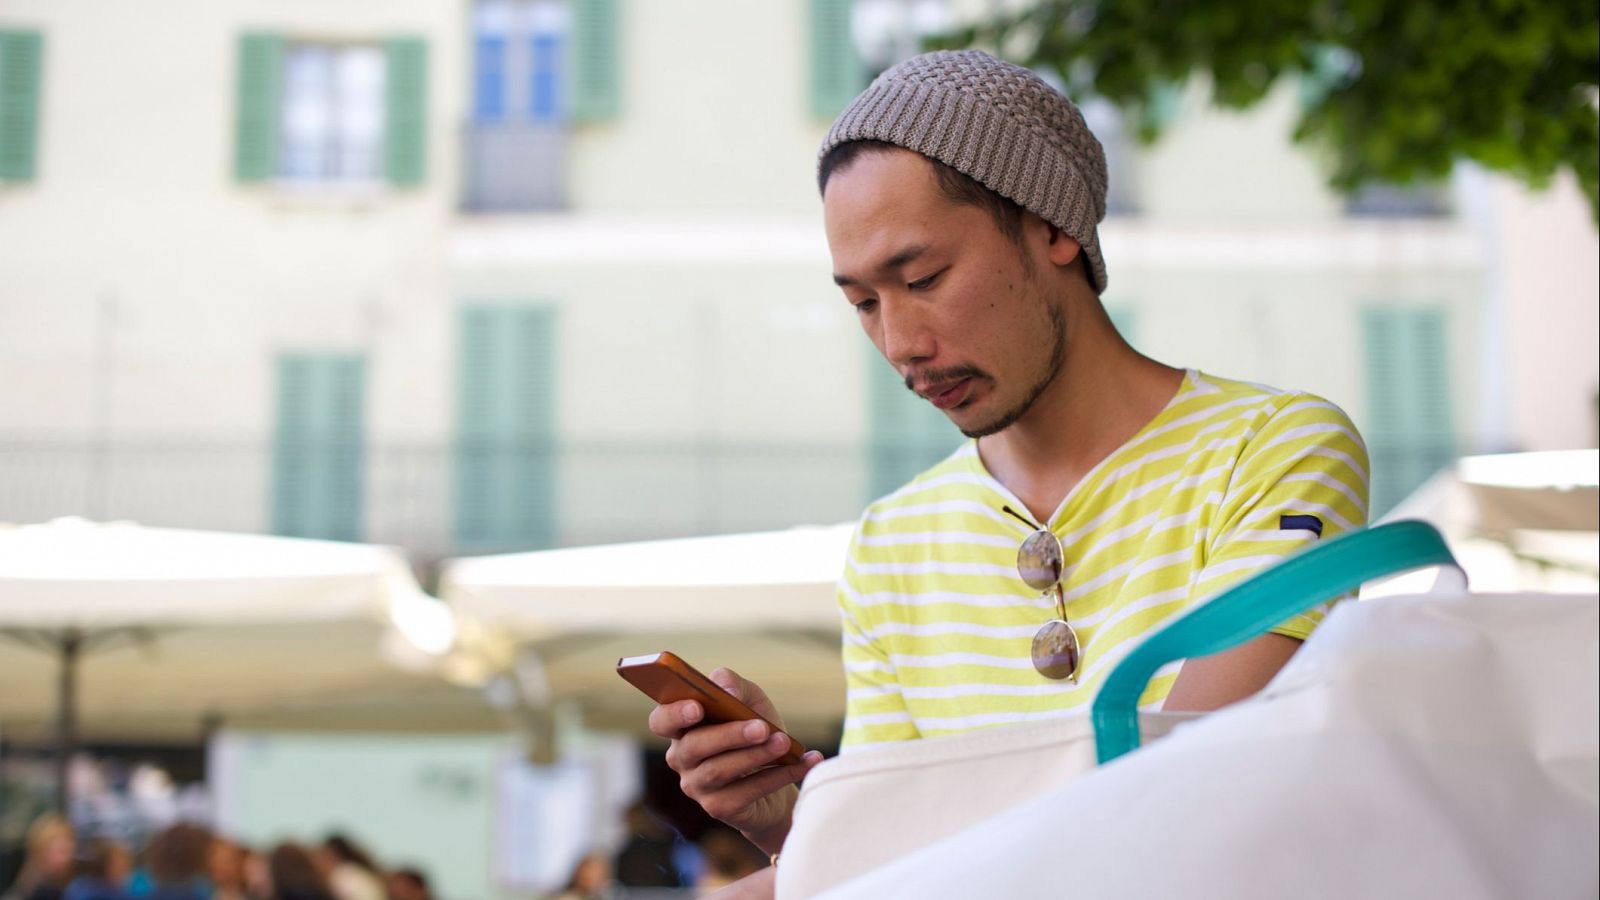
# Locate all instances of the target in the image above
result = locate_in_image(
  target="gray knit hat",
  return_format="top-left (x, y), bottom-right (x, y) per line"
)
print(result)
top-left (820, 50), bottom-right (1110, 294)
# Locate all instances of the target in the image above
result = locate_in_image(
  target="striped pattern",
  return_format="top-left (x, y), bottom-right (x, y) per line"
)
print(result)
top-left (838, 371), bottom-right (1370, 750)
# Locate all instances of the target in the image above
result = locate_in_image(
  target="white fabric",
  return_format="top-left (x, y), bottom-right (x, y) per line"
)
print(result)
top-left (0, 518), bottom-right (421, 626)
top-left (441, 523), bottom-right (853, 635)
top-left (777, 711), bottom-right (1197, 898)
top-left (794, 591), bottom-right (1598, 899)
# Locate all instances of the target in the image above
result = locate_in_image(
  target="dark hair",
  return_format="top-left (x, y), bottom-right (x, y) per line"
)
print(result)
top-left (147, 823), bottom-right (212, 886)
top-left (323, 834), bottom-right (377, 872)
top-left (818, 140), bottom-right (1026, 245)
top-left (268, 843), bottom-right (332, 900)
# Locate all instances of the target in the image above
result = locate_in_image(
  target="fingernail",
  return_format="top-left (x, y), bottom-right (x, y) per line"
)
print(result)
top-left (803, 751), bottom-right (823, 764)
top-left (766, 733), bottom-right (788, 751)
top-left (743, 720), bottom-right (767, 742)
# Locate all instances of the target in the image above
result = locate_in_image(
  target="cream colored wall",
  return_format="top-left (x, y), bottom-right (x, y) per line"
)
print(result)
top-left (1495, 172), bottom-right (1600, 451)
top-left (0, 0), bottom-right (463, 444)
top-left (567, 0), bottom-right (830, 214)
top-left (1135, 77), bottom-right (1347, 224)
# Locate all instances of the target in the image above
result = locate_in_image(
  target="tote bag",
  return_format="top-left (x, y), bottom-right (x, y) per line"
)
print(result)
top-left (777, 521), bottom-right (1465, 899)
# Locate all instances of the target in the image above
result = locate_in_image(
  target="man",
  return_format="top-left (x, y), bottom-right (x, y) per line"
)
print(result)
top-left (648, 50), bottom-right (1369, 892)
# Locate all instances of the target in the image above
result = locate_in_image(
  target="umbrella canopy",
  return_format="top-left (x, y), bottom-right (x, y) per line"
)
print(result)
top-left (439, 524), bottom-right (855, 740)
top-left (1370, 449), bottom-right (1599, 597)
top-left (0, 519), bottom-right (484, 759)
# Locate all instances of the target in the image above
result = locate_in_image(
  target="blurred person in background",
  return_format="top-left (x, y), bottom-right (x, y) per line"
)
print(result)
top-left (264, 845), bottom-right (330, 900)
top-left (5, 814), bottom-right (75, 900)
top-left (313, 837), bottom-right (380, 900)
top-left (205, 839), bottom-right (248, 900)
top-left (610, 804), bottom-right (683, 889)
top-left (692, 829), bottom-right (765, 896)
top-left (652, 49), bottom-right (1371, 899)
top-left (378, 869), bottom-right (429, 900)
top-left (63, 839), bottom-right (133, 900)
top-left (238, 851), bottom-right (270, 900)
top-left (546, 855), bottom-right (611, 900)
top-left (139, 824), bottom-right (211, 900)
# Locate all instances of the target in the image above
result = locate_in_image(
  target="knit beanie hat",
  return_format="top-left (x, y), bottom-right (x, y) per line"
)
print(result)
top-left (820, 49), bottom-right (1110, 294)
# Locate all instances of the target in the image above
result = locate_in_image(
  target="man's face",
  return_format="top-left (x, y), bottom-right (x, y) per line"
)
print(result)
top-left (824, 148), bottom-right (1066, 438)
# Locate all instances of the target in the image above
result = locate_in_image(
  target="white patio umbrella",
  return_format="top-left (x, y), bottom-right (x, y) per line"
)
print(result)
top-left (438, 523), bottom-right (855, 742)
top-left (1370, 449), bottom-right (1599, 596)
top-left (0, 518), bottom-right (473, 807)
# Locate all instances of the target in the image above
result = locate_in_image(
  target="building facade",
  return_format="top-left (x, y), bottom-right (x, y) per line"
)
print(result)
top-left (2, 0), bottom-right (1594, 566)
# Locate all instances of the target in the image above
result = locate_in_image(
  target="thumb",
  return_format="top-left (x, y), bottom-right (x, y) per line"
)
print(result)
top-left (709, 666), bottom-right (745, 698)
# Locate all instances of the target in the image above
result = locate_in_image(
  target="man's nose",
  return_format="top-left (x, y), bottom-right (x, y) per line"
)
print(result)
top-left (878, 295), bottom-right (935, 369)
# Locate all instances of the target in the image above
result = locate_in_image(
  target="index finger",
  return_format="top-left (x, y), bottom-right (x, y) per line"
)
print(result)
top-left (647, 698), bottom-right (705, 740)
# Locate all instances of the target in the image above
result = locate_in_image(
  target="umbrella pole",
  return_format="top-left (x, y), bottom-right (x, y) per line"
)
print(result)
top-left (55, 629), bottom-right (81, 813)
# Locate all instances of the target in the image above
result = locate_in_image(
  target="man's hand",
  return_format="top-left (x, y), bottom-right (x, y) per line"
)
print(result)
top-left (648, 667), bottom-right (823, 855)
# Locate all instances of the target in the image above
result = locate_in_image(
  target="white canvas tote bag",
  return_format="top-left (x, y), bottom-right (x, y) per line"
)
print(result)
top-left (803, 529), bottom-right (1598, 898)
top-left (777, 521), bottom-right (1478, 898)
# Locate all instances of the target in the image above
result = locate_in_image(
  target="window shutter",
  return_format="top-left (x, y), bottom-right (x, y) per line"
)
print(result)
top-left (455, 306), bottom-right (558, 551)
top-left (385, 36), bottom-right (428, 185)
top-left (570, 0), bottom-right (619, 122)
top-left (1363, 307), bottom-right (1454, 514)
top-left (810, 0), bottom-right (861, 119)
top-left (273, 355), bottom-right (366, 541)
top-left (865, 344), bottom-right (960, 500)
top-left (234, 33), bottom-right (282, 182)
top-left (0, 30), bottom-right (43, 181)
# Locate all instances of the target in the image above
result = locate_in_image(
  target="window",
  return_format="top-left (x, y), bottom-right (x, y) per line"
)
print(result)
top-left (1363, 306), bottom-right (1455, 515)
top-left (235, 33), bottom-right (427, 186)
top-left (280, 43), bottom-right (387, 182)
top-left (455, 305), bottom-right (559, 551)
top-left (0, 29), bottom-right (43, 182)
top-left (273, 354), bottom-right (365, 541)
top-left (465, 0), bottom-right (616, 211)
top-left (812, 0), bottom-right (951, 119)
top-left (473, 0), bottom-right (571, 125)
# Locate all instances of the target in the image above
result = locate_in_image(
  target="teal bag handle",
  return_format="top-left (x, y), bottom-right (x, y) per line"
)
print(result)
top-left (1092, 520), bottom-right (1460, 764)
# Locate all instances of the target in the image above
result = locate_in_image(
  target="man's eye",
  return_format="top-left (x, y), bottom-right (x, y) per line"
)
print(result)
top-left (908, 270), bottom-right (943, 290)
top-left (854, 298), bottom-right (878, 314)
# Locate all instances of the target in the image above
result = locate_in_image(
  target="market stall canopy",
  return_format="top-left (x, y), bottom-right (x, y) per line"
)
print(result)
top-left (0, 518), bottom-right (485, 747)
top-left (438, 523), bottom-right (856, 740)
top-left (1371, 449), bottom-right (1599, 597)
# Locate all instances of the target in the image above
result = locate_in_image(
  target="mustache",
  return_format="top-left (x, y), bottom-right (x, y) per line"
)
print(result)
top-left (906, 364), bottom-right (989, 395)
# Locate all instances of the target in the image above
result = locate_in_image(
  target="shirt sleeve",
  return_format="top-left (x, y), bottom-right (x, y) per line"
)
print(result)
top-left (837, 525), bottom-right (920, 751)
top-left (1195, 394), bottom-right (1372, 640)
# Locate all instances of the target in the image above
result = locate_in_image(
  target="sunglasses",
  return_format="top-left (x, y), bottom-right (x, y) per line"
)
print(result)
top-left (1004, 506), bottom-right (1081, 682)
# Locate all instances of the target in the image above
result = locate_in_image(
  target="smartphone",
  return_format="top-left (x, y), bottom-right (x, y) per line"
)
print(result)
top-left (617, 650), bottom-right (807, 766)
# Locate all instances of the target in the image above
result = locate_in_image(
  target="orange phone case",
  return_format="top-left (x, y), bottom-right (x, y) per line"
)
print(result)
top-left (617, 650), bottom-right (806, 766)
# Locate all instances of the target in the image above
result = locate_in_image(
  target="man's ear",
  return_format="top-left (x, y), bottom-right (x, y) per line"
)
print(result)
top-left (1045, 224), bottom-right (1082, 268)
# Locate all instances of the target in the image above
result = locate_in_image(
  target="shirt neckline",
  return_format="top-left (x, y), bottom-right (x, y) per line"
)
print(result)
top-left (963, 368), bottom-right (1200, 534)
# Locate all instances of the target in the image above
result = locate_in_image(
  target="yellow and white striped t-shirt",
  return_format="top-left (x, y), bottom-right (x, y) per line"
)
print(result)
top-left (838, 370), bottom-right (1370, 750)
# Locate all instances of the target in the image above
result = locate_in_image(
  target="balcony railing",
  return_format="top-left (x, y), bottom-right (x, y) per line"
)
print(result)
top-left (0, 438), bottom-right (953, 568)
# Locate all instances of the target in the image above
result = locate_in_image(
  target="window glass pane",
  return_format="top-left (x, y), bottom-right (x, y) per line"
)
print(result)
top-left (529, 33), bottom-right (563, 121)
top-left (475, 35), bottom-right (508, 122)
top-left (336, 46), bottom-right (386, 180)
top-left (281, 44), bottom-right (335, 179)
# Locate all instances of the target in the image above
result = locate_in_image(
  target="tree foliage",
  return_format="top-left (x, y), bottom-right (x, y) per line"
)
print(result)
top-left (932, 0), bottom-right (1600, 219)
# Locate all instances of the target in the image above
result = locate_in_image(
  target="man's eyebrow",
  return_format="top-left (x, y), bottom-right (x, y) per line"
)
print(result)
top-left (831, 243), bottom-right (932, 287)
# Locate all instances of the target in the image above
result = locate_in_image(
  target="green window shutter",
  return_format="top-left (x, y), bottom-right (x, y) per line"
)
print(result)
top-left (1107, 304), bottom-right (1138, 347)
top-left (455, 305), bottom-right (558, 551)
top-left (234, 33), bottom-right (282, 182)
top-left (1363, 307), bottom-right (1454, 515)
top-left (570, 0), bottom-right (620, 122)
top-left (0, 30), bottom-right (44, 181)
top-left (810, 0), bottom-right (862, 119)
top-left (273, 354), bottom-right (366, 541)
top-left (865, 344), bottom-right (961, 500)
top-left (385, 36), bottom-right (428, 185)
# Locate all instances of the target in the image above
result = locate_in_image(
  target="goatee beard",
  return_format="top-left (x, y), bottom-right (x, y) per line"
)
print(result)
top-left (957, 304), bottom-right (1068, 439)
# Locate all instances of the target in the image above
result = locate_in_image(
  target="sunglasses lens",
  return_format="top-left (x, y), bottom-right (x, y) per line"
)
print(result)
top-left (1017, 529), bottom-right (1063, 591)
top-left (1031, 618), bottom-right (1081, 681)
